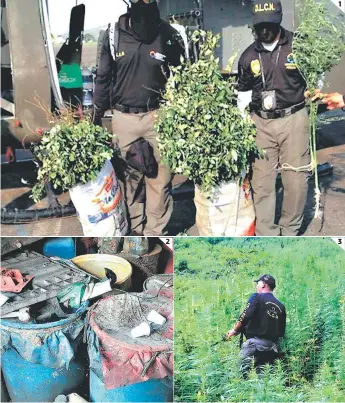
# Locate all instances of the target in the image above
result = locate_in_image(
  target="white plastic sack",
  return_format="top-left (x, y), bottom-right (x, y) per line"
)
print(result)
top-left (194, 179), bottom-right (255, 236)
top-left (69, 160), bottom-right (128, 236)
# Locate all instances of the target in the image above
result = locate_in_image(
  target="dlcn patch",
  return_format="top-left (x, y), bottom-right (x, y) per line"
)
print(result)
top-left (251, 59), bottom-right (261, 76)
top-left (254, 3), bottom-right (276, 12)
top-left (116, 51), bottom-right (125, 58)
top-left (150, 51), bottom-right (166, 62)
top-left (285, 52), bottom-right (297, 70)
top-left (267, 306), bottom-right (279, 319)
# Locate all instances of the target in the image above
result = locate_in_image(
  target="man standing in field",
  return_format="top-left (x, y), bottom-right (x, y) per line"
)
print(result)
top-left (226, 274), bottom-right (286, 376)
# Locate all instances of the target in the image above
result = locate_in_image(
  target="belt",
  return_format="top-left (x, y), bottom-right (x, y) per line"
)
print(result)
top-left (255, 101), bottom-right (305, 120)
top-left (114, 104), bottom-right (159, 114)
top-left (246, 337), bottom-right (279, 353)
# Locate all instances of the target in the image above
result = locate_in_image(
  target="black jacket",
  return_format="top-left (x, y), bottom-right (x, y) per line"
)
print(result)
top-left (237, 292), bottom-right (286, 342)
top-left (238, 28), bottom-right (306, 111)
top-left (93, 14), bottom-right (184, 121)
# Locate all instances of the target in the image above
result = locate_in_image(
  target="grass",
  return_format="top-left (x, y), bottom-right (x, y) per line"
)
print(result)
top-left (174, 237), bottom-right (345, 402)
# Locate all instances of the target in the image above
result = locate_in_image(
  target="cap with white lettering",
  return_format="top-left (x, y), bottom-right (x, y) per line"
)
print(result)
top-left (252, 0), bottom-right (283, 25)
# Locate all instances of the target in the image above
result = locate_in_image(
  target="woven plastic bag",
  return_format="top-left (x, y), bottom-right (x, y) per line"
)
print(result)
top-left (69, 160), bottom-right (128, 236)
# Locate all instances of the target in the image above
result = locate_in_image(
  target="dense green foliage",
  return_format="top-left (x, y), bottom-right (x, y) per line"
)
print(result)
top-left (293, 0), bottom-right (345, 93)
top-left (156, 31), bottom-right (258, 195)
top-left (293, 0), bottom-right (345, 217)
top-left (32, 114), bottom-right (113, 202)
top-left (174, 238), bottom-right (345, 402)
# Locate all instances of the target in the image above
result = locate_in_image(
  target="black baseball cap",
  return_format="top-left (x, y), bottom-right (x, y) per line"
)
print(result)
top-left (252, 0), bottom-right (283, 25)
top-left (254, 274), bottom-right (276, 290)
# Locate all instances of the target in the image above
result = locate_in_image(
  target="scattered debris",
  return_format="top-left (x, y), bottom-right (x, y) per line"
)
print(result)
top-left (88, 289), bottom-right (173, 390)
top-left (1, 251), bottom-right (88, 315)
top-left (131, 322), bottom-right (151, 338)
top-left (54, 393), bottom-right (88, 403)
top-left (72, 254), bottom-right (132, 284)
top-left (1, 307), bottom-right (31, 322)
top-left (147, 310), bottom-right (167, 326)
top-left (0, 268), bottom-right (33, 292)
top-left (0, 293), bottom-right (9, 306)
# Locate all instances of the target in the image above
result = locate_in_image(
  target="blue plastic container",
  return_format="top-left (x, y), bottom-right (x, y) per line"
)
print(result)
top-left (1, 303), bottom-right (88, 402)
top-left (1, 371), bottom-right (10, 402)
top-left (43, 237), bottom-right (76, 259)
top-left (90, 370), bottom-right (173, 403)
top-left (2, 348), bottom-right (86, 402)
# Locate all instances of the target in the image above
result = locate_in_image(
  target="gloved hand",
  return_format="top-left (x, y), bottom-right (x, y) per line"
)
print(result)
top-left (304, 89), bottom-right (324, 102)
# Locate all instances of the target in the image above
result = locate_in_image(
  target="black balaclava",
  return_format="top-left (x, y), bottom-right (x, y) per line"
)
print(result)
top-left (254, 22), bottom-right (281, 44)
top-left (130, 1), bottom-right (161, 43)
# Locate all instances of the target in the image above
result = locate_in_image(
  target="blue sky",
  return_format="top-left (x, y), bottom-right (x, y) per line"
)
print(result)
top-left (47, 0), bottom-right (127, 35)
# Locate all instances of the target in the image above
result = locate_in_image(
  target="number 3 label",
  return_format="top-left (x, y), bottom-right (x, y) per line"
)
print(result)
top-left (332, 238), bottom-right (345, 250)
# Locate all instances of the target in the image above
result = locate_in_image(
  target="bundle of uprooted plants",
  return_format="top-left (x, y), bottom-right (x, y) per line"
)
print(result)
top-left (155, 30), bottom-right (258, 196)
top-left (30, 101), bottom-right (113, 202)
top-left (293, 0), bottom-right (345, 218)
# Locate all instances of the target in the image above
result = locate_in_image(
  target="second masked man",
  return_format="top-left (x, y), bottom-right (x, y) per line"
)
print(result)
top-left (93, 0), bottom-right (185, 236)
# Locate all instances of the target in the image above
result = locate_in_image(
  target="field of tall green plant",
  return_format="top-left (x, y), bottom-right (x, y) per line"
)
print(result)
top-left (174, 238), bottom-right (345, 402)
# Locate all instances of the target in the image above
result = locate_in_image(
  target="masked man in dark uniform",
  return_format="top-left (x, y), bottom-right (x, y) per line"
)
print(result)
top-left (237, 0), bottom-right (309, 236)
top-left (226, 274), bottom-right (286, 377)
top-left (93, 0), bottom-right (184, 235)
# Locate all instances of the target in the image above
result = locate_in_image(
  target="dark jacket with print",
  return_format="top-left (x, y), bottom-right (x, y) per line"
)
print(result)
top-left (93, 14), bottom-right (184, 121)
top-left (237, 292), bottom-right (286, 342)
top-left (237, 28), bottom-right (306, 111)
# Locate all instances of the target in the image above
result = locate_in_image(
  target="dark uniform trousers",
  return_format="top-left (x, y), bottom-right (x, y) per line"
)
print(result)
top-left (251, 108), bottom-right (310, 236)
top-left (240, 337), bottom-right (279, 377)
top-left (112, 110), bottom-right (173, 236)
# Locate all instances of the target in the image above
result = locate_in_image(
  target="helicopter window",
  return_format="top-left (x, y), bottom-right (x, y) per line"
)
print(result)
top-left (48, 0), bottom-right (127, 70)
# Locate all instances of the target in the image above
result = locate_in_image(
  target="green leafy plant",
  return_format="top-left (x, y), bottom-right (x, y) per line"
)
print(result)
top-left (31, 108), bottom-right (113, 202)
top-left (155, 31), bottom-right (258, 195)
top-left (293, 0), bottom-right (345, 94)
top-left (293, 0), bottom-right (345, 216)
top-left (174, 237), bottom-right (345, 402)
